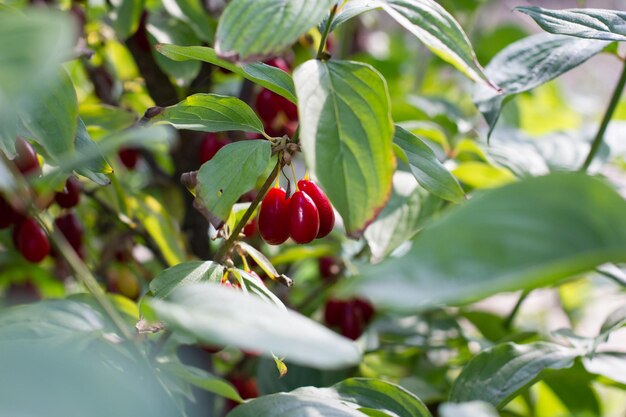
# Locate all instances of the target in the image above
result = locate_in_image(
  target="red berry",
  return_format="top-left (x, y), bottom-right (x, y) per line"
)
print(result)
top-left (324, 299), bottom-right (345, 327)
top-left (54, 212), bottom-right (83, 253)
top-left (229, 376), bottom-right (258, 400)
top-left (298, 179), bottom-right (334, 238)
top-left (289, 191), bottom-right (319, 244)
top-left (258, 187), bottom-right (290, 245)
top-left (54, 176), bottom-right (81, 208)
top-left (243, 219), bottom-right (258, 237)
top-left (118, 147), bottom-right (140, 169)
top-left (199, 133), bottom-right (229, 165)
top-left (15, 218), bottom-right (50, 263)
top-left (319, 257), bottom-right (341, 279)
top-left (340, 303), bottom-right (363, 340)
top-left (255, 88), bottom-right (298, 127)
top-left (0, 195), bottom-right (21, 229)
top-left (13, 138), bottom-right (40, 175)
top-left (353, 298), bottom-right (375, 324)
top-left (265, 57), bottom-right (290, 73)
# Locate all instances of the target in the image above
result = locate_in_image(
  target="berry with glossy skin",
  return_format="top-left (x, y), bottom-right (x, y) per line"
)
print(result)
top-left (199, 133), bottom-right (229, 165)
top-left (0, 195), bottom-right (21, 229)
top-left (54, 212), bottom-right (83, 254)
top-left (289, 191), bottom-right (319, 244)
top-left (54, 176), bottom-right (81, 208)
top-left (255, 88), bottom-right (298, 127)
top-left (15, 218), bottom-right (50, 263)
top-left (118, 147), bottom-right (140, 170)
top-left (258, 187), bottom-right (290, 245)
top-left (14, 138), bottom-right (40, 175)
top-left (353, 298), bottom-right (375, 324)
top-left (298, 179), bottom-right (334, 238)
top-left (243, 219), bottom-right (258, 237)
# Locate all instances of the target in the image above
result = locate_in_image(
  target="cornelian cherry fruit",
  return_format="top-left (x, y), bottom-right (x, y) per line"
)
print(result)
top-left (298, 179), bottom-right (334, 238)
top-left (199, 133), bottom-right (229, 165)
top-left (289, 191), bottom-right (319, 244)
top-left (255, 88), bottom-right (298, 128)
top-left (319, 256), bottom-right (341, 279)
top-left (54, 212), bottom-right (84, 254)
top-left (0, 195), bottom-right (21, 229)
top-left (118, 147), bottom-right (140, 169)
top-left (15, 218), bottom-right (50, 263)
top-left (55, 176), bottom-right (81, 208)
top-left (14, 138), bottom-right (40, 175)
top-left (265, 57), bottom-right (290, 73)
top-left (258, 187), bottom-right (290, 245)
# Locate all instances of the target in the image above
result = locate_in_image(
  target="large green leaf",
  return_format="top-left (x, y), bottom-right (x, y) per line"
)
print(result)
top-left (152, 93), bottom-right (265, 134)
top-left (473, 34), bottom-right (607, 136)
top-left (0, 9), bottom-right (74, 156)
top-left (19, 70), bottom-right (78, 161)
top-left (439, 402), bottom-right (499, 417)
top-left (161, 0), bottom-right (215, 43)
top-left (449, 342), bottom-right (578, 408)
top-left (294, 59), bottom-right (395, 236)
top-left (517, 7), bottom-right (626, 42)
top-left (350, 173), bottom-right (626, 311)
top-left (394, 125), bottom-right (464, 203)
top-left (195, 140), bottom-right (271, 224)
top-left (149, 284), bottom-right (361, 370)
top-left (109, 0), bottom-right (144, 40)
top-left (158, 360), bottom-right (243, 402)
top-left (583, 352), bottom-right (626, 385)
top-left (157, 44), bottom-right (297, 102)
top-left (375, 0), bottom-right (494, 86)
top-left (215, 0), bottom-right (335, 60)
top-left (149, 261), bottom-right (224, 298)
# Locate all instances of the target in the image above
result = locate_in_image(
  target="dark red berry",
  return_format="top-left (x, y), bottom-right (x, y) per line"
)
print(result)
top-left (298, 179), bottom-right (334, 238)
top-left (5, 280), bottom-right (41, 306)
top-left (15, 218), bottom-right (50, 263)
top-left (353, 298), bottom-right (375, 324)
top-left (54, 212), bottom-right (83, 253)
top-left (229, 375), bottom-right (258, 400)
top-left (324, 299), bottom-right (345, 327)
top-left (258, 187), bottom-right (290, 245)
top-left (118, 147), bottom-right (140, 169)
top-left (243, 219), bottom-right (258, 237)
top-left (319, 257), bottom-right (341, 279)
top-left (13, 138), bottom-right (40, 175)
top-left (199, 133), bottom-right (229, 165)
top-left (265, 57), bottom-right (290, 73)
top-left (340, 303), bottom-right (363, 340)
top-left (289, 191), bottom-right (319, 244)
top-left (255, 88), bottom-right (298, 127)
top-left (54, 176), bottom-right (81, 209)
top-left (0, 195), bottom-right (21, 229)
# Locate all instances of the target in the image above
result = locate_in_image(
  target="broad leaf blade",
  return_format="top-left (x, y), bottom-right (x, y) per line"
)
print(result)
top-left (394, 125), bottom-right (464, 203)
top-left (195, 140), bottom-right (271, 224)
top-left (153, 94), bottom-right (265, 133)
top-left (150, 261), bottom-right (224, 299)
top-left (328, 0), bottom-right (380, 32)
top-left (215, 0), bottom-right (336, 60)
top-left (294, 59), bottom-right (395, 236)
top-left (351, 173), bottom-right (626, 311)
top-left (156, 44), bottom-right (297, 102)
top-left (109, 0), bottom-right (144, 40)
top-left (517, 7), bottom-right (626, 42)
top-left (377, 0), bottom-right (494, 86)
top-left (159, 360), bottom-right (244, 402)
top-left (149, 284), bottom-right (362, 370)
top-left (449, 342), bottom-right (578, 408)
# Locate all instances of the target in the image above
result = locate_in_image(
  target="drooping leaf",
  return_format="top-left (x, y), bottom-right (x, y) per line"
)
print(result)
top-left (149, 284), bottom-right (362, 370)
top-left (449, 342), bottom-right (578, 408)
top-left (294, 59), bottom-right (395, 236)
top-left (215, 0), bottom-right (336, 60)
top-left (156, 44), bottom-right (297, 102)
top-left (350, 173), bottom-right (626, 311)
top-left (473, 33), bottom-right (608, 136)
top-left (150, 261), bottom-right (224, 299)
top-left (517, 7), bottom-right (626, 42)
top-left (152, 94), bottom-right (265, 134)
top-left (375, 0), bottom-right (495, 86)
top-left (237, 269), bottom-right (286, 309)
top-left (195, 140), bottom-right (271, 224)
top-left (394, 125), bottom-right (464, 203)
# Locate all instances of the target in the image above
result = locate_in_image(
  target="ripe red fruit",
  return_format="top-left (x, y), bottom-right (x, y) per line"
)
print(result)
top-left (54, 176), bottom-right (81, 208)
top-left (199, 133), bottom-right (229, 165)
top-left (0, 195), bottom-right (21, 229)
top-left (319, 256), bottom-right (341, 279)
top-left (353, 298), bottom-right (375, 324)
top-left (243, 219), bottom-right (258, 237)
top-left (340, 302), bottom-right (363, 341)
top-left (258, 187), bottom-right (290, 245)
top-left (265, 57), bottom-right (290, 73)
top-left (298, 179), bottom-right (334, 238)
top-left (255, 88), bottom-right (298, 127)
top-left (229, 375), bottom-right (259, 400)
top-left (289, 191), bottom-right (319, 244)
top-left (13, 138), bottom-right (40, 175)
top-left (324, 299), bottom-right (345, 327)
top-left (15, 218), bottom-right (50, 263)
top-left (54, 212), bottom-right (83, 253)
top-left (118, 147), bottom-right (140, 169)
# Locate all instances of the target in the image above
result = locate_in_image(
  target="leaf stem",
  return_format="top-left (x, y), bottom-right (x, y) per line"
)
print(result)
top-left (580, 60), bottom-right (626, 171)
top-left (317, 4), bottom-right (339, 59)
top-left (214, 159), bottom-right (282, 262)
top-left (504, 290), bottom-right (530, 330)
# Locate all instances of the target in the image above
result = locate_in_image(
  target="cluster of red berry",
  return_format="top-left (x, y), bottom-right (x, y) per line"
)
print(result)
top-left (324, 298), bottom-right (375, 341)
top-left (256, 58), bottom-right (298, 138)
top-left (0, 138), bottom-right (84, 263)
top-left (258, 179), bottom-right (334, 245)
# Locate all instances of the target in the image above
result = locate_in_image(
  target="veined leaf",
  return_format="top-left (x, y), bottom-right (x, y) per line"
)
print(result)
top-left (150, 261), bottom-right (224, 299)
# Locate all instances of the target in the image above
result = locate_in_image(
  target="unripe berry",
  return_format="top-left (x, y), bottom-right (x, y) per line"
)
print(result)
top-left (298, 179), bottom-right (334, 238)
top-left (15, 218), bottom-right (50, 263)
top-left (258, 187), bottom-right (290, 245)
top-left (54, 176), bottom-right (81, 209)
top-left (288, 191), bottom-right (319, 244)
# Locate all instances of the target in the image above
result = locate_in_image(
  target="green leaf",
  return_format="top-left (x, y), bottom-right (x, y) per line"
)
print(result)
top-left (74, 118), bottom-right (112, 186)
top-left (159, 360), bottom-right (244, 402)
top-left (215, 0), bottom-right (336, 60)
top-left (19, 70), bottom-right (78, 161)
top-left (161, 0), bottom-right (215, 43)
top-left (473, 34), bottom-right (608, 137)
top-left (238, 241), bottom-right (280, 279)
top-left (196, 140), bottom-right (271, 224)
top-left (350, 173), bottom-right (626, 311)
top-left (394, 125), bottom-right (464, 203)
top-left (583, 352), bottom-right (626, 385)
top-left (147, 14), bottom-right (201, 86)
top-left (517, 7), bottom-right (626, 42)
top-left (375, 0), bottom-right (494, 86)
top-left (439, 402), bottom-right (499, 417)
top-left (152, 93), bottom-right (265, 134)
top-left (294, 59), bottom-right (395, 236)
top-left (109, 0), bottom-right (144, 40)
top-left (149, 284), bottom-right (362, 370)
top-left (542, 365), bottom-right (600, 417)
top-left (328, 0), bottom-right (380, 32)
top-left (156, 44), bottom-right (297, 102)
top-left (0, 9), bottom-right (74, 157)
top-left (237, 268), bottom-right (286, 309)
top-left (150, 261), bottom-right (224, 298)
top-left (449, 342), bottom-right (578, 408)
